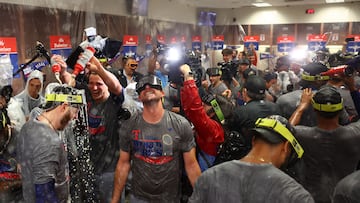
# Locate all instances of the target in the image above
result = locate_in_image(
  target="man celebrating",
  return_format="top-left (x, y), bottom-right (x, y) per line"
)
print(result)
top-left (112, 75), bottom-right (201, 203)
top-left (17, 85), bottom-right (82, 202)
top-left (189, 115), bottom-right (314, 203)
top-left (54, 53), bottom-right (124, 202)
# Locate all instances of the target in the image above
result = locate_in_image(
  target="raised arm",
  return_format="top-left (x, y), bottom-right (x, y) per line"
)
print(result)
top-left (51, 54), bottom-right (73, 85)
top-left (87, 56), bottom-right (123, 95)
top-left (289, 88), bottom-right (313, 126)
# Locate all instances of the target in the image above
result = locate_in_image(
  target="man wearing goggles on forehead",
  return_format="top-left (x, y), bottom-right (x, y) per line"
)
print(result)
top-left (17, 85), bottom-right (82, 203)
top-left (112, 75), bottom-right (201, 203)
top-left (189, 115), bottom-right (313, 203)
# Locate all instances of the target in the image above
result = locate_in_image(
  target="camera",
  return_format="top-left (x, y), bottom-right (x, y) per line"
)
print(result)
top-left (117, 107), bottom-right (131, 120)
top-left (217, 60), bottom-right (239, 83)
top-left (159, 45), bottom-right (203, 87)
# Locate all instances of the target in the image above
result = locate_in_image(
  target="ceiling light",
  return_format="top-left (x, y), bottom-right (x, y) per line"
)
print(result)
top-left (252, 2), bottom-right (272, 7)
top-left (325, 0), bottom-right (344, 3)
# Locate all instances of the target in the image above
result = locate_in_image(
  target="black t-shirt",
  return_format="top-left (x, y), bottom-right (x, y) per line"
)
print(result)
top-left (228, 99), bottom-right (280, 145)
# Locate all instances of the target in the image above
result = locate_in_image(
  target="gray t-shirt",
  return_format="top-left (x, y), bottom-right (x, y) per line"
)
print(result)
top-left (189, 160), bottom-right (314, 203)
top-left (333, 170), bottom-right (360, 203)
top-left (294, 122), bottom-right (360, 202)
top-left (17, 119), bottom-right (68, 202)
top-left (208, 82), bottom-right (228, 96)
top-left (120, 110), bottom-right (195, 202)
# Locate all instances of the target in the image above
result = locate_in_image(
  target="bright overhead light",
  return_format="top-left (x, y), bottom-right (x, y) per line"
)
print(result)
top-left (252, 2), bottom-right (272, 7)
top-left (325, 0), bottom-right (344, 3)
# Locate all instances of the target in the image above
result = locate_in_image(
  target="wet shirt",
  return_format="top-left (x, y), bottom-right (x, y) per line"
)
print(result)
top-left (189, 160), bottom-right (314, 203)
top-left (333, 170), bottom-right (360, 203)
top-left (17, 119), bottom-right (68, 202)
top-left (87, 92), bottom-right (123, 174)
top-left (119, 110), bottom-right (195, 202)
top-left (294, 122), bottom-right (360, 202)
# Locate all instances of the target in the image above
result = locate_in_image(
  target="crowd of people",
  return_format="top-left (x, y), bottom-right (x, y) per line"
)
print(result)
top-left (0, 28), bottom-right (360, 203)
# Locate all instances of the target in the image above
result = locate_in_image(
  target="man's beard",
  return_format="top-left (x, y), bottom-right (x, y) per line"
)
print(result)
top-left (142, 97), bottom-right (161, 106)
top-left (59, 110), bottom-right (72, 130)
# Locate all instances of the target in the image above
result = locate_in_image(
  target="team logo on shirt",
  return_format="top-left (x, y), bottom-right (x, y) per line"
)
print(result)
top-left (132, 130), bottom-right (174, 164)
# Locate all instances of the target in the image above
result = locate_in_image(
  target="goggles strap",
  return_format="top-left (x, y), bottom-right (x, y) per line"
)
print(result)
top-left (301, 74), bottom-right (330, 81)
top-left (255, 118), bottom-right (304, 158)
top-left (45, 93), bottom-right (83, 104)
top-left (210, 99), bottom-right (225, 124)
top-left (311, 98), bottom-right (343, 112)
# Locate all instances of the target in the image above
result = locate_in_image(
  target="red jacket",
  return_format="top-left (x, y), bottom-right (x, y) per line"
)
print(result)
top-left (180, 80), bottom-right (224, 156)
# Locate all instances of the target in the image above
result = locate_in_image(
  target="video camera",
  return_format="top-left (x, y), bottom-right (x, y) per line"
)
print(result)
top-left (158, 45), bottom-right (203, 87)
top-left (217, 60), bottom-right (239, 83)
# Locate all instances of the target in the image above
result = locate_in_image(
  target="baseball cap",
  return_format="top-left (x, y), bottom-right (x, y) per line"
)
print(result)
top-left (244, 75), bottom-right (266, 95)
top-left (243, 68), bottom-right (257, 79)
top-left (275, 55), bottom-right (291, 70)
top-left (206, 67), bottom-right (222, 76)
top-left (251, 115), bottom-right (304, 158)
top-left (300, 62), bottom-right (330, 82)
top-left (239, 59), bottom-right (250, 65)
top-left (312, 85), bottom-right (343, 112)
top-left (263, 72), bottom-right (277, 82)
top-left (201, 93), bottom-right (234, 124)
top-left (136, 75), bottom-right (162, 94)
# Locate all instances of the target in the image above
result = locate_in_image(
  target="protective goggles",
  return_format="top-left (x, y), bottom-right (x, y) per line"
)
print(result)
top-left (202, 94), bottom-right (225, 124)
top-left (45, 93), bottom-right (83, 105)
top-left (136, 76), bottom-right (162, 94)
top-left (301, 73), bottom-right (330, 81)
top-left (311, 98), bottom-right (343, 112)
top-left (255, 118), bottom-right (304, 158)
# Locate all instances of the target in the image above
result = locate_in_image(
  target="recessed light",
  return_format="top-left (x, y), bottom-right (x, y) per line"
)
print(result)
top-left (325, 0), bottom-right (344, 3)
top-left (252, 2), bottom-right (272, 7)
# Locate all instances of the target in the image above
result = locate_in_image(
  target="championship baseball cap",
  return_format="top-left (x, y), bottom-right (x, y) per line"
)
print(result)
top-left (312, 85), bottom-right (343, 112)
top-left (244, 75), bottom-right (266, 95)
top-left (136, 75), bottom-right (162, 94)
top-left (251, 115), bottom-right (304, 158)
top-left (206, 67), bottom-right (222, 76)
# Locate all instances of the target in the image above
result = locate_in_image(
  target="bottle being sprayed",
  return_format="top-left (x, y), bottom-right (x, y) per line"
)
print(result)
top-left (51, 57), bottom-right (62, 84)
top-left (73, 46), bottom-right (96, 78)
top-left (68, 46), bottom-right (95, 86)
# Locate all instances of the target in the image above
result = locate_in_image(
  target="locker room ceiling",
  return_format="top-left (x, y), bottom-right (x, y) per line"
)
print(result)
top-left (177, 0), bottom-right (360, 8)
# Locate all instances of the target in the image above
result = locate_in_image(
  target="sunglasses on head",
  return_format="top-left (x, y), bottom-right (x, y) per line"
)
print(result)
top-left (136, 83), bottom-right (162, 94)
top-left (129, 64), bottom-right (138, 67)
